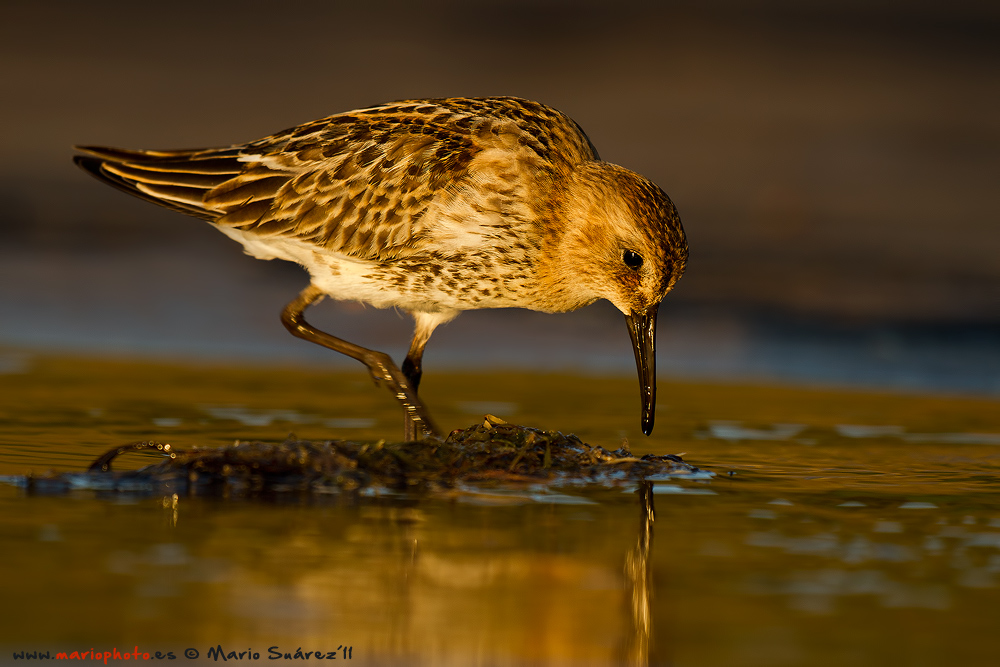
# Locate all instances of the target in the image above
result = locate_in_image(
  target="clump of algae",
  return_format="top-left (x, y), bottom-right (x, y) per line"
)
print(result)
top-left (22, 416), bottom-right (707, 496)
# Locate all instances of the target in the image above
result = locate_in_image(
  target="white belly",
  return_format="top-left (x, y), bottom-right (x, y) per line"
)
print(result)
top-left (216, 225), bottom-right (509, 314)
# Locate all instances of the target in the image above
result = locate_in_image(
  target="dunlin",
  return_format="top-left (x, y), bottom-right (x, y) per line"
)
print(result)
top-left (74, 97), bottom-right (687, 440)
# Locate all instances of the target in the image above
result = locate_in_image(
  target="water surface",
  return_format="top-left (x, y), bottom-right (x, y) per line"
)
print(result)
top-left (2, 354), bottom-right (999, 665)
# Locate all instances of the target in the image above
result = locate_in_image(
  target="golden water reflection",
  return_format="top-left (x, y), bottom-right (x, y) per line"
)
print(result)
top-left (1, 354), bottom-right (1000, 665)
top-left (1, 488), bottom-right (654, 665)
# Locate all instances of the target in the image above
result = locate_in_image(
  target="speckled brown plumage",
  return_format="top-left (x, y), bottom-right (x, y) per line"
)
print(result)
top-left (74, 96), bottom-right (688, 438)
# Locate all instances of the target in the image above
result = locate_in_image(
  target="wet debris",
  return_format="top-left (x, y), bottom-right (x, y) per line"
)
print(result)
top-left (8, 419), bottom-right (711, 497)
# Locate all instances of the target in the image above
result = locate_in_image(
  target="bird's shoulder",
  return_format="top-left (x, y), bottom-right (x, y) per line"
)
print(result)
top-left (249, 97), bottom-right (599, 169)
top-left (206, 97), bottom-right (598, 262)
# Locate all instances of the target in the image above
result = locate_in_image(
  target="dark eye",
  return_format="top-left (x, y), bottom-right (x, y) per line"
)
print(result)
top-left (623, 250), bottom-right (644, 270)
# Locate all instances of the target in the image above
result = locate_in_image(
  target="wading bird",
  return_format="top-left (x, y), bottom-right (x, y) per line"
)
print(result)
top-left (74, 97), bottom-right (687, 440)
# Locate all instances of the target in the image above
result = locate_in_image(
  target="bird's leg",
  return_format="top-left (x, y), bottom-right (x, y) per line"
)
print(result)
top-left (402, 328), bottom-right (432, 391)
top-left (280, 285), bottom-right (439, 440)
top-left (401, 350), bottom-right (423, 391)
top-left (400, 327), bottom-right (433, 440)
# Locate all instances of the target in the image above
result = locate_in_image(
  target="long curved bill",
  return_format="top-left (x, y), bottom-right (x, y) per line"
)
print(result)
top-left (624, 303), bottom-right (659, 436)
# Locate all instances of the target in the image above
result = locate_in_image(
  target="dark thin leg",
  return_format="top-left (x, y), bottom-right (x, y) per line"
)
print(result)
top-left (399, 314), bottom-right (438, 439)
top-left (400, 352), bottom-right (424, 440)
top-left (280, 286), bottom-right (438, 440)
top-left (401, 351), bottom-right (423, 392)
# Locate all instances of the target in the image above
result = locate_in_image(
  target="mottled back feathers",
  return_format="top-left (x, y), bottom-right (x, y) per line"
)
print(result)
top-left (75, 97), bottom-right (599, 263)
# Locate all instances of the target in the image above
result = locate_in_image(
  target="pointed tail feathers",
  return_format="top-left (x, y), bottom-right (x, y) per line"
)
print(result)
top-left (73, 145), bottom-right (246, 221)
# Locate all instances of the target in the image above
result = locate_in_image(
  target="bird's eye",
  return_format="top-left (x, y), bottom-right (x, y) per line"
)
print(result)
top-left (623, 250), bottom-right (644, 270)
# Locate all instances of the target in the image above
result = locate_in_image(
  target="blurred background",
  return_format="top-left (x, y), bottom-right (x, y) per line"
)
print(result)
top-left (1, 0), bottom-right (998, 394)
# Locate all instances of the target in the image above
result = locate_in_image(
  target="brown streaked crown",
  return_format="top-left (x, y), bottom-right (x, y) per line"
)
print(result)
top-left (537, 161), bottom-right (687, 316)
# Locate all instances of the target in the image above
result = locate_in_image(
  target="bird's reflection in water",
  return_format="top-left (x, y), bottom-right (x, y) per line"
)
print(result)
top-left (623, 482), bottom-right (655, 666)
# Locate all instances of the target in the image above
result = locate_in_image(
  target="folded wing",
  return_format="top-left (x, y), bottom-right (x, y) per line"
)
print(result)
top-left (74, 97), bottom-right (598, 262)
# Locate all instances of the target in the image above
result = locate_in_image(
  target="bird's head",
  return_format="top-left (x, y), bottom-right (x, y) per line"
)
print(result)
top-left (544, 161), bottom-right (688, 435)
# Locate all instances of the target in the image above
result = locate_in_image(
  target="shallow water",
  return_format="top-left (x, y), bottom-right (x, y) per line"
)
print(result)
top-left (2, 354), bottom-right (1000, 665)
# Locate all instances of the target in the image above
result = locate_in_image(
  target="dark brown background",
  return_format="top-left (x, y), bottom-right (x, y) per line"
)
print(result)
top-left (1, 0), bottom-right (998, 392)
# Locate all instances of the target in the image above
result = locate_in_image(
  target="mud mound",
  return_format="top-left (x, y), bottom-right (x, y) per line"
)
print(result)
top-left (15, 418), bottom-right (710, 497)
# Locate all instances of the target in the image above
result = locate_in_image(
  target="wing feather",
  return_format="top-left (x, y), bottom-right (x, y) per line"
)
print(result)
top-left (73, 96), bottom-right (599, 261)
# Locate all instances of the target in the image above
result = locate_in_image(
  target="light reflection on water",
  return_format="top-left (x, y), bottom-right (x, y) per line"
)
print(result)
top-left (1, 354), bottom-right (1000, 665)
